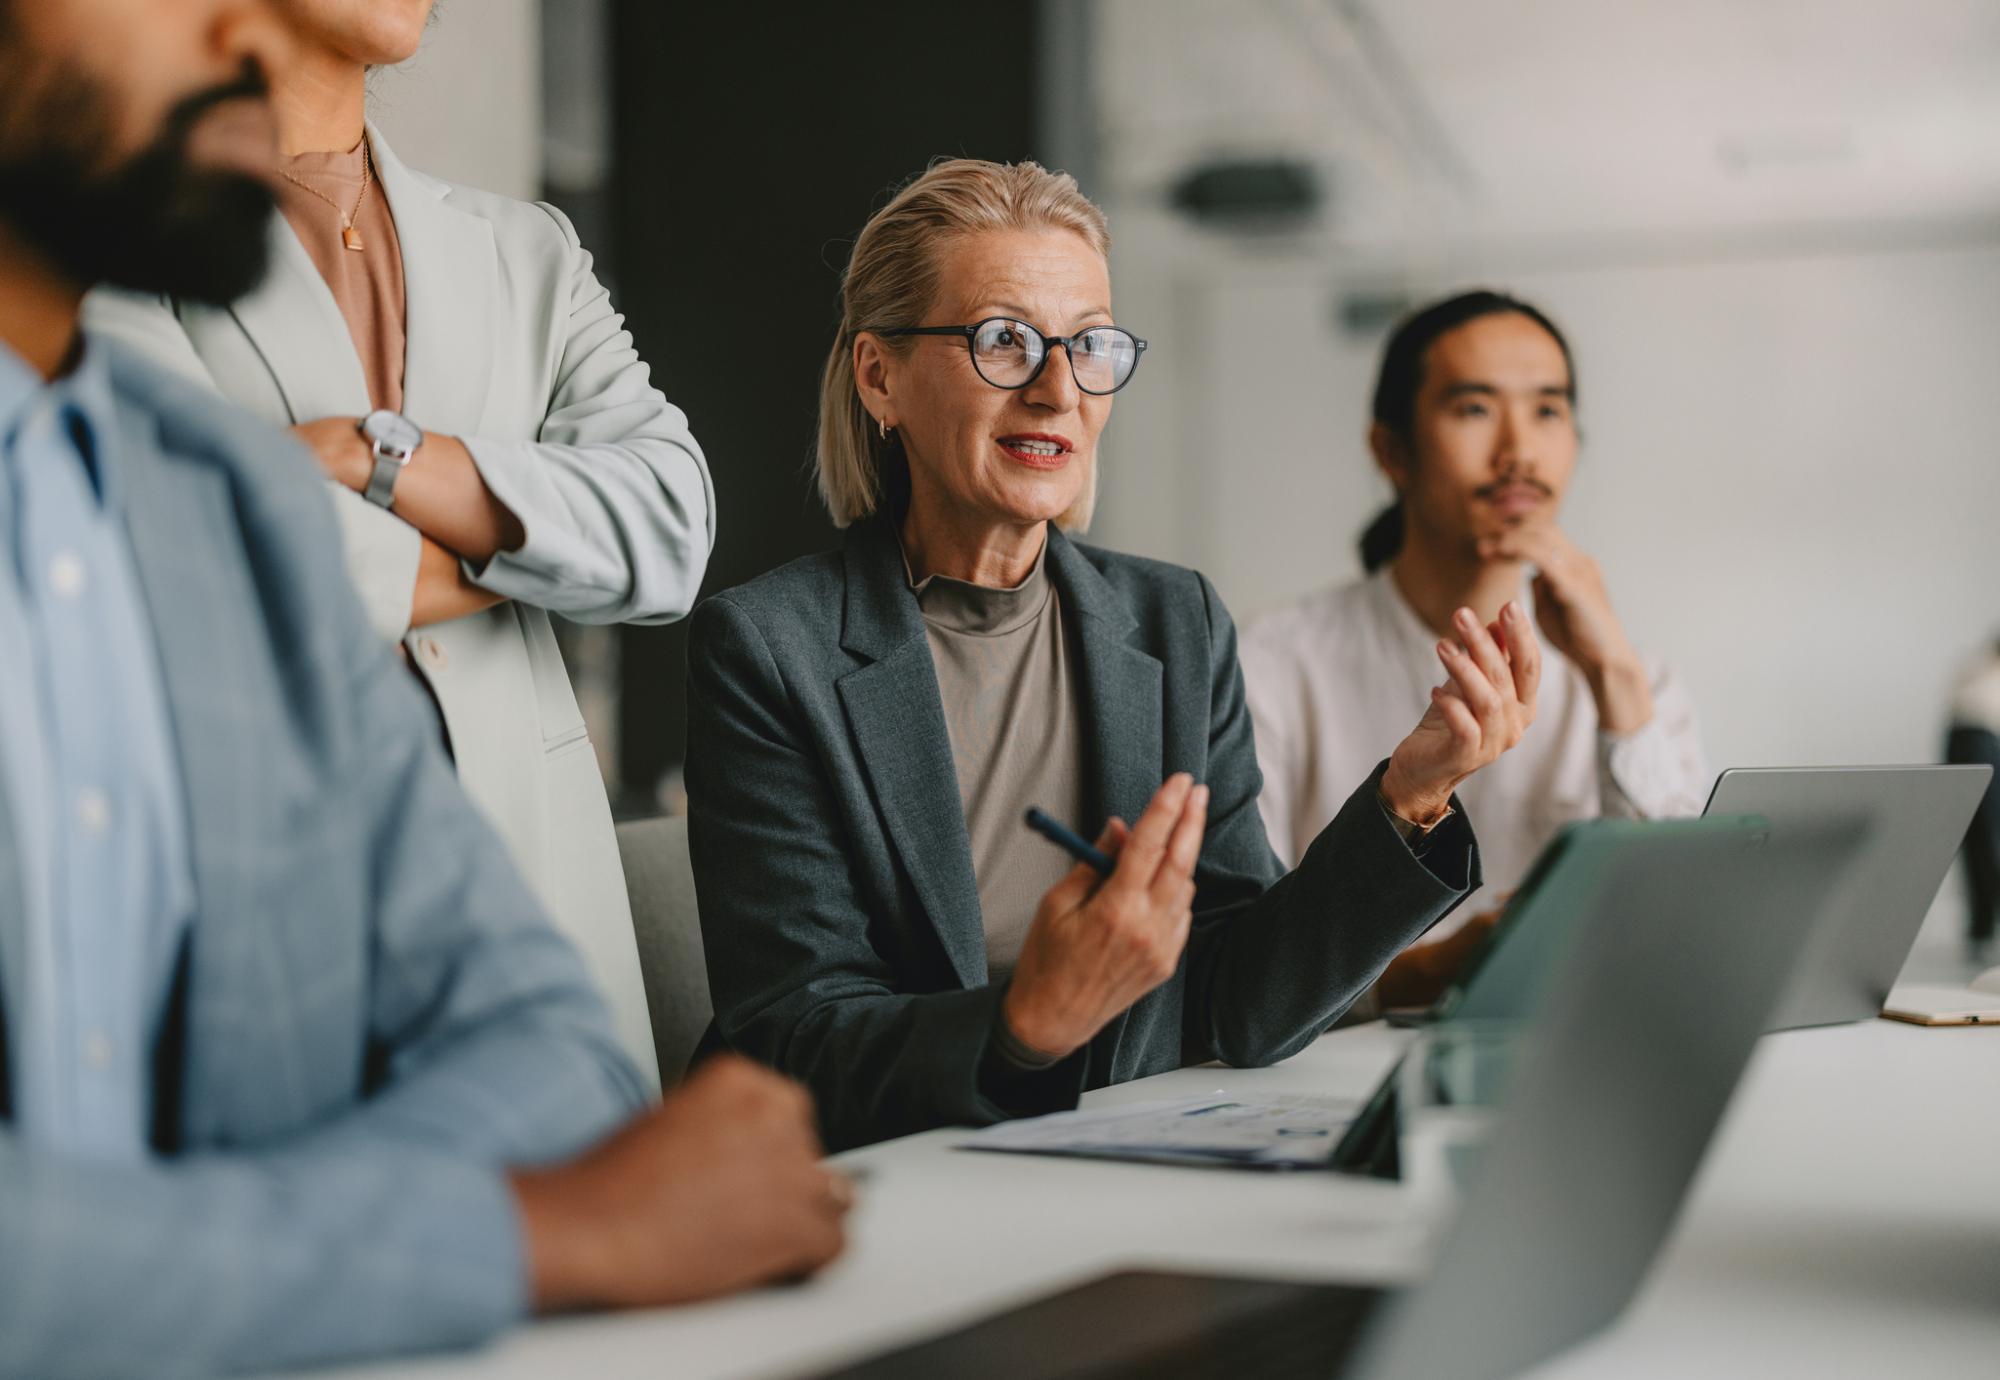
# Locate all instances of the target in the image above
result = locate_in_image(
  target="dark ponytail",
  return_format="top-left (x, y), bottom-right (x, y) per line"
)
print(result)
top-left (1357, 289), bottom-right (1577, 573)
top-left (1357, 503), bottom-right (1404, 575)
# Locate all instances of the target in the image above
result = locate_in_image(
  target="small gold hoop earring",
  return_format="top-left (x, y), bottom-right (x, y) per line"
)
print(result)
top-left (879, 417), bottom-right (893, 441)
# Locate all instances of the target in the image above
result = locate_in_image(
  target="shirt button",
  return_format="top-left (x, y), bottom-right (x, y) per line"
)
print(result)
top-left (75, 788), bottom-right (111, 835)
top-left (82, 1031), bottom-right (113, 1072)
top-left (420, 637), bottom-right (448, 669)
top-left (47, 550), bottom-right (87, 598)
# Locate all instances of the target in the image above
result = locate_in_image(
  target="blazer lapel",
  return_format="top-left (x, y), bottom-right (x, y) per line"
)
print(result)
top-left (1041, 531), bottom-right (1164, 1077)
top-left (222, 214), bottom-right (373, 423)
top-left (208, 126), bottom-right (496, 436)
top-left (835, 519), bottom-right (987, 989)
top-left (1045, 530), bottom-right (1164, 833)
top-left (372, 127), bottom-right (496, 436)
top-left (114, 405), bottom-right (299, 1140)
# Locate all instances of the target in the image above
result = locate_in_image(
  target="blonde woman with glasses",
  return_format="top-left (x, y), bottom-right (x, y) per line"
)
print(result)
top-left (686, 159), bottom-right (1540, 1151)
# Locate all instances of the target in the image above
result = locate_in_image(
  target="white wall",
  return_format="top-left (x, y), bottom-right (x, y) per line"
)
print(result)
top-left (1095, 238), bottom-right (2000, 776)
top-left (367, 0), bottom-right (542, 201)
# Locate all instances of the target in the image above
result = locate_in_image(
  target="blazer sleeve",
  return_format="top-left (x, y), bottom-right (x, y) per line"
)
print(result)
top-left (459, 203), bottom-right (714, 626)
top-left (0, 478), bottom-right (646, 1380)
top-left (1178, 573), bottom-right (1481, 1069)
top-left (685, 595), bottom-right (1086, 1153)
top-left (81, 288), bottom-right (422, 644)
top-left (326, 486), bottom-right (424, 642)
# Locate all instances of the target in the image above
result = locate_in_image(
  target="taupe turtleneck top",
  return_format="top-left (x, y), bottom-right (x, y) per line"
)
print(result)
top-left (911, 540), bottom-right (1085, 977)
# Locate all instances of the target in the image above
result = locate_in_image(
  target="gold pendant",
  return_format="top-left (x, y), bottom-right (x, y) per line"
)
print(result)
top-left (342, 225), bottom-right (364, 252)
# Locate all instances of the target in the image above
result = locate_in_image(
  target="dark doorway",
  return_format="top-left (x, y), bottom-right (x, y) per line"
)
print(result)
top-left (608, 3), bottom-right (1045, 808)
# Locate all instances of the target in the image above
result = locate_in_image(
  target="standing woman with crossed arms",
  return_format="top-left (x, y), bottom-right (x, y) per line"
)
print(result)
top-left (88, 1), bottom-right (713, 1086)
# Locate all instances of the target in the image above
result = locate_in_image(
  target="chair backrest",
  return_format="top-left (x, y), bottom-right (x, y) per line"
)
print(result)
top-left (615, 814), bottom-right (712, 1087)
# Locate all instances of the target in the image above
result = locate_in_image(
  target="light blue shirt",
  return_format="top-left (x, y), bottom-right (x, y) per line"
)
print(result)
top-left (0, 340), bottom-right (194, 1163)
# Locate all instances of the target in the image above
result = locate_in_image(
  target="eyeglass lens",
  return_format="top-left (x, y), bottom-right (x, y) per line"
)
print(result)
top-left (970, 318), bottom-right (1139, 395)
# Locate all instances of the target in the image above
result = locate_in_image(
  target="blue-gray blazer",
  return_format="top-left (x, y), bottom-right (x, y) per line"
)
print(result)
top-left (686, 516), bottom-right (1478, 1152)
top-left (0, 345), bottom-right (647, 1380)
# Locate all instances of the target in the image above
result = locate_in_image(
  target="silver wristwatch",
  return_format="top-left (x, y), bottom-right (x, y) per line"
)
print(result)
top-left (358, 409), bottom-right (422, 509)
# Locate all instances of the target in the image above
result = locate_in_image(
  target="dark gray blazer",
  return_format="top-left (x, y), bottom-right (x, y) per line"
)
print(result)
top-left (686, 516), bottom-right (1478, 1151)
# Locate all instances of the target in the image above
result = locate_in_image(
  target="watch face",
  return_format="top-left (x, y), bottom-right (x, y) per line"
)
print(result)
top-left (362, 409), bottom-right (422, 457)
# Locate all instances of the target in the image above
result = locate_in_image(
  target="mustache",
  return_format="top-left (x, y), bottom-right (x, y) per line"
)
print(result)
top-left (1474, 474), bottom-right (1554, 501)
top-left (157, 58), bottom-right (271, 149)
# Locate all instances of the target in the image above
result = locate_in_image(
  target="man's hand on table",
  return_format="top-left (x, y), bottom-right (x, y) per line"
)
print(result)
top-left (510, 1055), bottom-right (852, 1311)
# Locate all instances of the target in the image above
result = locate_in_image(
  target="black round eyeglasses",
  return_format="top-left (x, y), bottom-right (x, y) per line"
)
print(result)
top-left (862, 317), bottom-right (1148, 396)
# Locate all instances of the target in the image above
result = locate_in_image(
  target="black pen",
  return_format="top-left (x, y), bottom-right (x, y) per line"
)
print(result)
top-left (1023, 806), bottom-right (1115, 876)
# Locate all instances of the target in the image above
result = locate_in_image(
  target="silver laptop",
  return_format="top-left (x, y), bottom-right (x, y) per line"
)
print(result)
top-left (1704, 765), bottom-right (1991, 1029)
top-left (808, 816), bottom-right (1867, 1380)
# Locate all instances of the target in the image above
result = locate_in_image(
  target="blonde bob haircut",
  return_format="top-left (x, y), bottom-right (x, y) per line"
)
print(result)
top-left (816, 158), bottom-right (1113, 531)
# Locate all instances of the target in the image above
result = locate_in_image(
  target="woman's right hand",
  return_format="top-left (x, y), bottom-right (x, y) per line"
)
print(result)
top-left (1001, 773), bottom-right (1210, 1060)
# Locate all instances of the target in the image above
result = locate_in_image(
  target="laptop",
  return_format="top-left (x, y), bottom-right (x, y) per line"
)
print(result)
top-left (1702, 766), bottom-right (1991, 1028)
top-left (806, 816), bottom-right (1865, 1380)
top-left (1386, 763), bottom-right (1990, 1034)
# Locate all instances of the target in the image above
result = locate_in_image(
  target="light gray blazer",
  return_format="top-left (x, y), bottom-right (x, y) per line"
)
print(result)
top-left (84, 126), bottom-right (713, 1087)
top-left (0, 343), bottom-right (646, 1379)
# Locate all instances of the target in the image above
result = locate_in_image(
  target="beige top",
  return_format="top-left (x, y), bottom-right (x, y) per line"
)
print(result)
top-left (1240, 569), bottom-right (1709, 922)
top-left (275, 137), bottom-right (407, 413)
top-left (913, 541), bottom-right (1085, 977)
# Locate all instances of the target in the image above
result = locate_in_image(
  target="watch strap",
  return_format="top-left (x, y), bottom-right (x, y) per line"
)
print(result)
top-left (363, 443), bottom-right (404, 508)
top-left (357, 411), bottom-right (419, 509)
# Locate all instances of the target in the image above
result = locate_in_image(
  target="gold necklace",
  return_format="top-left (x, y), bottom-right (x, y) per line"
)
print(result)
top-left (279, 138), bottom-right (374, 252)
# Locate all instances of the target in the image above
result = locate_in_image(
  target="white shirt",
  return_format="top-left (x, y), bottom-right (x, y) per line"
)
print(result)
top-left (1239, 570), bottom-right (1710, 919)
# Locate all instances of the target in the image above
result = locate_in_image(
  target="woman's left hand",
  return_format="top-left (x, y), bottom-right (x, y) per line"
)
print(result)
top-left (1380, 601), bottom-right (1539, 825)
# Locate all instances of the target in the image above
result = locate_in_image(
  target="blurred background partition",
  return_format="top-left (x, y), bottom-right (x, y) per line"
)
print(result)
top-left (601, 1), bottom-right (1055, 813)
top-left (370, 0), bottom-right (542, 200)
top-left (376, 1), bottom-right (2000, 859)
top-left (1088, 0), bottom-right (2000, 780)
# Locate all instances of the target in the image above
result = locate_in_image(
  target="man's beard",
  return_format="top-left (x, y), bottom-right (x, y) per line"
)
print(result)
top-left (0, 56), bottom-right (276, 305)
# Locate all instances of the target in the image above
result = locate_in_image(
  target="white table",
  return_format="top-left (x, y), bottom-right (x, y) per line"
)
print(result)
top-left (327, 1007), bottom-right (2000, 1380)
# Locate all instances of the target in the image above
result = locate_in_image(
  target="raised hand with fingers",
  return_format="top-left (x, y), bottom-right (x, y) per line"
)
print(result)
top-left (1002, 772), bottom-right (1211, 1060)
top-left (1381, 600), bottom-right (1540, 827)
top-left (1476, 523), bottom-right (1652, 733)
